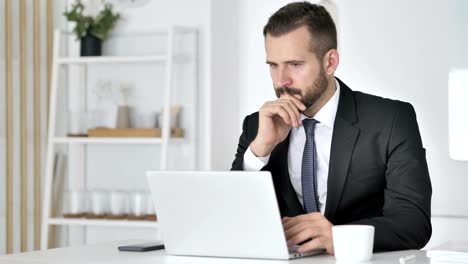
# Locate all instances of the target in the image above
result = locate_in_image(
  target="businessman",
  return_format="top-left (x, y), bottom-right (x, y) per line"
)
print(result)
top-left (231, 2), bottom-right (431, 255)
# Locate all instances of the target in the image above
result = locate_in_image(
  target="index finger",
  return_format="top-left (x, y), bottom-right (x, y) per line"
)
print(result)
top-left (280, 94), bottom-right (306, 112)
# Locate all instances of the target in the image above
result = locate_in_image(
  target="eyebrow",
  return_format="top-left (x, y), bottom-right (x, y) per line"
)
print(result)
top-left (266, 60), bottom-right (304, 65)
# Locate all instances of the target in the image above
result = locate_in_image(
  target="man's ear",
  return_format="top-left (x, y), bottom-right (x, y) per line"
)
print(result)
top-left (323, 49), bottom-right (339, 76)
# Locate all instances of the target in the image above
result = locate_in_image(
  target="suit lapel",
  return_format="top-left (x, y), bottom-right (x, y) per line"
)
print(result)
top-left (324, 79), bottom-right (360, 220)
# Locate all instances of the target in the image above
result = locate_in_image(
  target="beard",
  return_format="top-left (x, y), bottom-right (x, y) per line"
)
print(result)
top-left (275, 67), bottom-right (329, 110)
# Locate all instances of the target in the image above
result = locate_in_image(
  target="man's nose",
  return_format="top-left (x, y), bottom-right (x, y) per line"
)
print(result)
top-left (276, 67), bottom-right (292, 87)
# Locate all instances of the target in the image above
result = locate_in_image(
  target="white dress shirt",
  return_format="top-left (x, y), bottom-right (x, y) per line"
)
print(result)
top-left (243, 80), bottom-right (340, 213)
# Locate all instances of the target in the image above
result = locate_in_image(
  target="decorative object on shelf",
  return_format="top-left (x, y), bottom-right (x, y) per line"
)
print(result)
top-left (80, 31), bottom-right (102, 57)
top-left (52, 153), bottom-right (68, 219)
top-left (63, 190), bottom-right (87, 218)
top-left (116, 82), bottom-right (134, 128)
top-left (91, 80), bottom-right (136, 129)
top-left (159, 105), bottom-right (182, 128)
top-left (108, 190), bottom-right (128, 219)
top-left (92, 80), bottom-right (117, 128)
top-left (128, 191), bottom-right (146, 220)
top-left (116, 106), bottom-right (131, 128)
top-left (63, 0), bottom-right (120, 56)
top-left (87, 189), bottom-right (109, 219)
top-left (61, 189), bottom-right (155, 221)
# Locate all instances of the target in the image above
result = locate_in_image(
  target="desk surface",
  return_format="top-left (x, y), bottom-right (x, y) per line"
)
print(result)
top-left (0, 240), bottom-right (430, 264)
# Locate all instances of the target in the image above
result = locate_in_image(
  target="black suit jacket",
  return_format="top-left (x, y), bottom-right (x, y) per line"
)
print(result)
top-left (231, 78), bottom-right (432, 251)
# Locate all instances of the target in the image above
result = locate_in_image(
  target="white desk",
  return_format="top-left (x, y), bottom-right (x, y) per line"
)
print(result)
top-left (0, 240), bottom-right (430, 264)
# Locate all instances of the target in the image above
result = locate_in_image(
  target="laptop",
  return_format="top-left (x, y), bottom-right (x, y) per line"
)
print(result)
top-left (146, 171), bottom-right (325, 260)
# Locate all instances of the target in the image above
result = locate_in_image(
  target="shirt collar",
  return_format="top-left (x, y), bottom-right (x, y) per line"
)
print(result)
top-left (300, 78), bottom-right (340, 128)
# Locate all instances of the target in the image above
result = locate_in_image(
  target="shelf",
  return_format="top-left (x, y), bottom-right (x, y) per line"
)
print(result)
top-left (58, 27), bottom-right (197, 37)
top-left (53, 137), bottom-right (186, 144)
top-left (48, 218), bottom-right (158, 228)
top-left (57, 54), bottom-right (191, 64)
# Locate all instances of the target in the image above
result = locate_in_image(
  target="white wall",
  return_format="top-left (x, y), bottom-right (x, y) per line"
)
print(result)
top-left (210, 0), bottom-right (240, 170)
top-left (235, 0), bottom-right (468, 248)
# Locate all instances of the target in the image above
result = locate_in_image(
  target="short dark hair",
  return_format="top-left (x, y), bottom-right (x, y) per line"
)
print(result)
top-left (263, 1), bottom-right (337, 60)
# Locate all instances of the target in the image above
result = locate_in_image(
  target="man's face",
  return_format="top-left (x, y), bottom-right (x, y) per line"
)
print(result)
top-left (265, 26), bottom-right (328, 110)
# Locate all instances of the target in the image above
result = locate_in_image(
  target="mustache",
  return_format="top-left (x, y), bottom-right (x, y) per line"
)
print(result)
top-left (275, 86), bottom-right (302, 98)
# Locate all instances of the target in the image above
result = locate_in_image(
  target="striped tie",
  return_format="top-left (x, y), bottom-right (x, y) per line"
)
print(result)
top-left (301, 118), bottom-right (320, 213)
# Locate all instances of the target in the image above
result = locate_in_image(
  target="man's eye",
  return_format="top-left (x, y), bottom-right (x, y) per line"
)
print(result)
top-left (290, 63), bottom-right (301, 68)
top-left (269, 64), bottom-right (277, 69)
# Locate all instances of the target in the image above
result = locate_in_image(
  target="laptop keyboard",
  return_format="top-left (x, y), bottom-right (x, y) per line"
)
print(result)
top-left (288, 245), bottom-right (300, 254)
top-left (288, 245), bottom-right (326, 257)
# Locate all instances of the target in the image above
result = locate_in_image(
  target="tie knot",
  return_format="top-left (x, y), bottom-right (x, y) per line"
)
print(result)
top-left (302, 118), bottom-right (319, 136)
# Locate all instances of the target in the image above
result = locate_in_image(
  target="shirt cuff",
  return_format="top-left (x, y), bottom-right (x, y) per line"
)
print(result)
top-left (243, 146), bottom-right (271, 171)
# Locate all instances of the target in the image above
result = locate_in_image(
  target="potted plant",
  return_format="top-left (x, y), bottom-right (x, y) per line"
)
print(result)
top-left (64, 0), bottom-right (120, 56)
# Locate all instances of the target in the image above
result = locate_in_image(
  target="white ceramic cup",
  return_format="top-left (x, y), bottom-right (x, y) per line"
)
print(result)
top-left (109, 190), bottom-right (128, 216)
top-left (89, 190), bottom-right (109, 215)
top-left (129, 191), bottom-right (147, 217)
top-left (64, 190), bottom-right (87, 215)
top-left (332, 225), bottom-right (374, 263)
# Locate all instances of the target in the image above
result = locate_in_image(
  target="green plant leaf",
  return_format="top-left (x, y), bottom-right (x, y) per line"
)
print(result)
top-left (63, 1), bottom-right (120, 40)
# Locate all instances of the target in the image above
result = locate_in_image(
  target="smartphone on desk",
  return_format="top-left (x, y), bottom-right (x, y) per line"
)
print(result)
top-left (118, 241), bottom-right (165, 252)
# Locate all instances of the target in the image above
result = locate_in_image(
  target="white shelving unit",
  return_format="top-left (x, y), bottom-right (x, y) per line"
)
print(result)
top-left (41, 27), bottom-right (198, 249)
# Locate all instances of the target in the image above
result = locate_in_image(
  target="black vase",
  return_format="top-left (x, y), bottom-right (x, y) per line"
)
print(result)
top-left (80, 32), bottom-right (102, 56)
